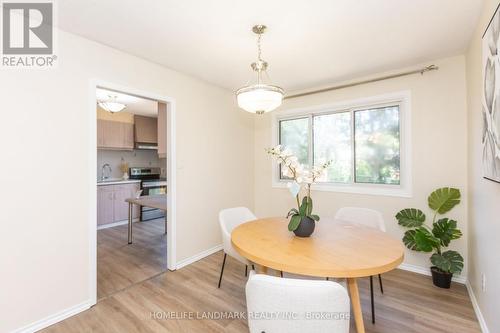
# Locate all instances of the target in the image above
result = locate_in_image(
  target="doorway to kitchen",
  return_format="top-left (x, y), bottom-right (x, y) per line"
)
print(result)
top-left (89, 81), bottom-right (176, 304)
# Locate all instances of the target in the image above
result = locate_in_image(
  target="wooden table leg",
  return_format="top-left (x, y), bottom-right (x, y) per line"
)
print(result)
top-left (258, 265), bottom-right (268, 274)
top-left (347, 278), bottom-right (365, 333)
top-left (128, 202), bottom-right (133, 244)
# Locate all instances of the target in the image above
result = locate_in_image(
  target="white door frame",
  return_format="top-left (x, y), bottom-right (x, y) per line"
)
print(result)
top-left (88, 79), bottom-right (177, 305)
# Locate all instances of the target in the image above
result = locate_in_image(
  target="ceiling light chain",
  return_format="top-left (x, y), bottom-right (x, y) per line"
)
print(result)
top-left (256, 33), bottom-right (262, 84)
top-left (235, 25), bottom-right (284, 115)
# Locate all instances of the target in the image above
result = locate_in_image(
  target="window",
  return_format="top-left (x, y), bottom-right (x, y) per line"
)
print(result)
top-left (274, 93), bottom-right (410, 197)
top-left (354, 106), bottom-right (400, 185)
top-left (279, 117), bottom-right (309, 166)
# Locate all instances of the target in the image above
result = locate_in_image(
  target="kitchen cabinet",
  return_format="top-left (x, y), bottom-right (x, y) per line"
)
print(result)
top-left (97, 119), bottom-right (105, 147)
top-left (97, 186), bottom-right (114, 225)
top-left (157, 102), bottom-right (167, 158)
top-left (97, 183), bottom-right (140, 226)
top-left (113, 185), bottom-right (137, 221)
top-left (123, 122), bottom-right (134, 149)
top-left (134, 115), bottom-right (157, 144)
top-left (97, 119), bottom-right (134, 150)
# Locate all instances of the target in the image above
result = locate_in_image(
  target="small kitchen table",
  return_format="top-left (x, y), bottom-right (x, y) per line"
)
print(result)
top-left (125, 194), bottom-right (167, 244)
top-left (231, 217), bottom-right (404, 333)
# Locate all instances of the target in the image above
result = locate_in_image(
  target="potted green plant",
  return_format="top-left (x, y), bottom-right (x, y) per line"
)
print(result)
top-left (266, 145), bottom-right (331, 237)
top-left (395, 187), bottom-right (464, 288)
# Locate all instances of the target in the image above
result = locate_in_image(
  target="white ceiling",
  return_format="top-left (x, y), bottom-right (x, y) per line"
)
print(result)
top-left (60, 0), bottom-right (483, 92)
top-left (96, 88), bottom-right (158, 117)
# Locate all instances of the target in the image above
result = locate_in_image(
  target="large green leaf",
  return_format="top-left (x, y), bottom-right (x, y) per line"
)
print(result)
top-left (414, 227), bottom-right (440, 252)
top-left (432, 218), bottom-right (462, 247)
top-left (430, 250), bottom-right (464, 274)
top-left (403, 230), bottom-right (419, 251)
top-left (299, 196), bottom-right (313, 216)
top-left (403, 228), bottom-right (438, 252)
top-left (286, 208), bottom-right (299, 218)
top-left (310, 214), bottom-right (320, 221)
top-left (299, 197), bottom-right (307, 216)
top-left (396, 208), bottom-right (426, 227)
top-left (288, 215), bottom-right (301, 231)
top-left (306, 197), bottom-right (313, 215)
top-left (428, 188), bottom-right (461, 214)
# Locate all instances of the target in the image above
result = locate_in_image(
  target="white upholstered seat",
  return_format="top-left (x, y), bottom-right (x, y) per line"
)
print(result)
top-left (217, 207), bottom-right (256, 287)
top-left (246, 271), bottom-right (350, 333)
top-left (334, 206), bottom-right (386, 324)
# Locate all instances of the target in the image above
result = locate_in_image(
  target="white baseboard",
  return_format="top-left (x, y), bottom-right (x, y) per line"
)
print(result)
top-left (175, 244), bottom-right (223, 270)
top-left (398, 263), bottom-right (467, 284)
top-left (10, 300), bottom-right (92, 333)
top-left (97, 218), bottom-right (140, 230)
top-left (466, 281), bottom-right (490, 333)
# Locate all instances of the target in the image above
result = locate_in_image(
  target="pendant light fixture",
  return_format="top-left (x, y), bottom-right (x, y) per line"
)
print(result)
top-left (236, 25), bottom-right (284, 115)
top-left (98, 95), bottom-right (127, 113)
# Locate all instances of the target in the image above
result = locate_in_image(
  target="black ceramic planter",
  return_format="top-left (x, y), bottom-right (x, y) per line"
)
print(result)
top-left (431, 266), bottom-right (453, 289)
top-left (293, 216), bottom-right (315, 237)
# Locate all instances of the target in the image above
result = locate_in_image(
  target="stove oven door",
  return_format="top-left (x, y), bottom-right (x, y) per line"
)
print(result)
top-left (140, 182), bottom-right (167, 221)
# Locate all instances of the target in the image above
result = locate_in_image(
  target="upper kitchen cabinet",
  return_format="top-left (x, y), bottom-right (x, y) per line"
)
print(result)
top-left (97, 119), bottom-right (134, 150)
top-left (157, 102), bottom-right (167, 158)
top-left (134, 115), bottom-right (158, 148)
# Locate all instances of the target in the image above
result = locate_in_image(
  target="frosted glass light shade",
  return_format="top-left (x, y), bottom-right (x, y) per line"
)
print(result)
top-left (98, 101), bottom-right (126, 113)
top-left (236, 84), bottom-right (284, 114)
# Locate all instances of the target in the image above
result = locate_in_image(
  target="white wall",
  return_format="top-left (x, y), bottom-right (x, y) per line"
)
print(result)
top-left (254, 56), bottom-right (469, 274)
top-left (466, 0), bottom-right (500, 331)
top-left (0, 30), bottom-right (254, 332)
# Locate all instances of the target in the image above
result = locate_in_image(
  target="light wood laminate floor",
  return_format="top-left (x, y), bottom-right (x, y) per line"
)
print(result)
top-left (45, 220), bottom-right (480, 333)
top-left (97, 218), bottom-right (167, 299)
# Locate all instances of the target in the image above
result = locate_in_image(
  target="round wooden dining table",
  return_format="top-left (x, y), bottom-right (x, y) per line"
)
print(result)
top-left (231, 217), bottom-right (404, 333)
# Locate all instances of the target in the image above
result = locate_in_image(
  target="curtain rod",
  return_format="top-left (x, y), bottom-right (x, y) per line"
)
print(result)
top-left (284, 65), bottom-right (439, 100)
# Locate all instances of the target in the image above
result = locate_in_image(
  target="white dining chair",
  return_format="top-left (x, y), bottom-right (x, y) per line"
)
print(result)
top-left (246, 271), bottom-right (350, 333)
top-left (334, 206), bottom-right (385, 324)
top-left (218, 207), bottom-right (257, 288)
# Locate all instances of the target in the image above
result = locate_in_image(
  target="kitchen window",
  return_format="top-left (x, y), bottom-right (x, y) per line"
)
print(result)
top-left (273, 92), bottom-right (411, 197)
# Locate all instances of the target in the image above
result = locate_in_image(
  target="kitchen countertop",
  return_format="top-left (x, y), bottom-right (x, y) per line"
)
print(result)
top-left (126, 194), bottom-right (167, 210)
top-left (97, 179), bottom-right (142, 186)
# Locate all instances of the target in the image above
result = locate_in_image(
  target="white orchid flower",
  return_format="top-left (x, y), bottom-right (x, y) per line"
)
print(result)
top-left (287, 181), bottom-right (301, 197)
top-left (267, 144), bottom-right (332, 186)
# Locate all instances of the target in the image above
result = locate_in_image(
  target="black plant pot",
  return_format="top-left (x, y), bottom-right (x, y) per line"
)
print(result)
top-left (431, 266), bottom-right (453, 289)
top-left (293, 216), bottom-right (315, 237)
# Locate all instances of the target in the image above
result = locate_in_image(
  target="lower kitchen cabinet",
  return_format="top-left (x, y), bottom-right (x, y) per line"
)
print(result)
top-left (97, 183), bottom-right (140, 226)
top-left (97, 186), bottom-right (114, 225)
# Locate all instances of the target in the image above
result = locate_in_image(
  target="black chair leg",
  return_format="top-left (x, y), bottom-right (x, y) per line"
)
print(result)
top-left (217, 253), bottom-right (227, 288)
top-left (370, 275), bottom-right (375, 324)
top-left (326, 277), bottom-right (329, 281)
top-left (251, 264), bottom-right (255, 270)
top-left (378, 274), bottom-right (384, 294)
top-left (245, 265), bottom-right (248, 277)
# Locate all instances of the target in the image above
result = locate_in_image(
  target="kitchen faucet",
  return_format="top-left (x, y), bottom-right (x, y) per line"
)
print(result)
top-left (101, 163), bottom-right (112, 181)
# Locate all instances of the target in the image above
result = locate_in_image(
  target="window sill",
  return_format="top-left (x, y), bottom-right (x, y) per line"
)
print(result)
top-left (271, 181), bottom-right (412, 198)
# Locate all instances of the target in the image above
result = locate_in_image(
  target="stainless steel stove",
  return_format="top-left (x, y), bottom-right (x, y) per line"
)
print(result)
top-left (129, 167), bottom-right (167, 221)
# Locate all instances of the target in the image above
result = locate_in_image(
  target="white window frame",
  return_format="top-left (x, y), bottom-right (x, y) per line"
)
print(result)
top-left (271, 91), bottom-right (412, 198)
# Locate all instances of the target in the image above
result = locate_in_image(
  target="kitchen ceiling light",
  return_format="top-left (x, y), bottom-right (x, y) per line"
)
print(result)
top-left (236, 25), bottom-right (284, 115)
top-left (98, 95), bottom-right (127, 113)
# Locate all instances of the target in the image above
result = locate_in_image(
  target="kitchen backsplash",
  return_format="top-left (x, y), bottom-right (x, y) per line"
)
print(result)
top-left (97, 149), bottom-right (166, 180)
